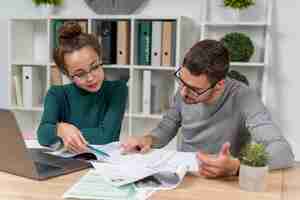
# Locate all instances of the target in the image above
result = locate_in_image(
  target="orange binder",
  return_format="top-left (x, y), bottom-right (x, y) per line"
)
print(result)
top-left (162, 21), bottom-right (176, 66)
top-left (117, 21), bottom-right (130, 65)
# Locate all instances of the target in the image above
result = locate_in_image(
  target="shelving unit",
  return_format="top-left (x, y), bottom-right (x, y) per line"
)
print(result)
top-left (8, 16), bottom-right (198, 146)
top-left (200, 0), bottom-right (272, 101)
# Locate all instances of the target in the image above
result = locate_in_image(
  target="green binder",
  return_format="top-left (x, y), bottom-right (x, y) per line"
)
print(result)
top-left (138, 21), bottom-right (152, 65)
top-left (52, 20), bottom-right (64, 50)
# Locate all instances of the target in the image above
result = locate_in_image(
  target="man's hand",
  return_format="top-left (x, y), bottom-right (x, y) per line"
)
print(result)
top-left (121, 135), bottom-right (154, 154)
top-left (57, 122), bottom-right (88, 153)
top-left (196, 142), bottom-right (240, 178)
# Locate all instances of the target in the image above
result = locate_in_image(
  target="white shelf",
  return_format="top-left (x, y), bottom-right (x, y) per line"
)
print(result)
top-left (103, 65), bottom-right (131, 69)
top-left (8, 16), bottom-right (198, 138)
top-left (202, 0), bottom-right (272, 102)
top-left (230, 62), bottom-right (265, 67)
top-left (12, 62), bottom-right (48, 66)
top-left (10, 106), bottom-right (43, 112)
top-left (204, 22), bottom-right (268, 27)
top-left (132, 65), bottom-right (175, 71)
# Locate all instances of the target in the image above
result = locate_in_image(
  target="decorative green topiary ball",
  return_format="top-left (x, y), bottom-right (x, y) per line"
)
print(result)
top-left (220, 32), bottom-right (254, 62)
top-left (224, 0), bottom-right (255, 10)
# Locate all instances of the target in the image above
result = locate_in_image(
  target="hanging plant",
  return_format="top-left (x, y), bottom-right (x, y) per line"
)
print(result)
top-left (220, 32), bottom-right (254, 62)
top-left (32, 0), bottom-right (64, 6)
top-left (224, 0), bottom-right (255, 10)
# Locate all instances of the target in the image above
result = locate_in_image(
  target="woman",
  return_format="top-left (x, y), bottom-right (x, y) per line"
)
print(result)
top-left (37, 21), bottom-right (128, 153)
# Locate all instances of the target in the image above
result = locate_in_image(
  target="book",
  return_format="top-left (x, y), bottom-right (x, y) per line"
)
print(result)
top-left (151, 21), bottom-right (163, 66)
top-left (142, 70), bottom-right (152, 114)
top-left (13, 74), bottom-right (22, 106)
top-left (52, 20), bottom-right (64, 50)
top-left (138, 21), bottom-right (152, 65)
top-left (22, 66), bottom-right (43, 108)
top-left (116, 20), bottom-right (130, 65)
top-left (33, 22), bottom-right (47, 63)
top-left (94, 21), bottom-right (117, 64)
top-left (162, 21), bottom-right (176, 66)
top-left (77, 20), bottom-right (88, 33)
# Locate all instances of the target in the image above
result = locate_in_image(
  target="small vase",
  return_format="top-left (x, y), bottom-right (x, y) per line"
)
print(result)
top-left (232, 9), bottom-right (241, 22)
top-left (239, 164), bottom-right (268, 192)
top-left (37, 4), bottom-right (55, 16)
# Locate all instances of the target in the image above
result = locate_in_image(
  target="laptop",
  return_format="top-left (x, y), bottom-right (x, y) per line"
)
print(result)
top-left (0, 109), bottom-right (92, 180)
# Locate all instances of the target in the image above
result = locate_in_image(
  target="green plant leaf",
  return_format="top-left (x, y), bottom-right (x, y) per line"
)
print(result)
top-left (32, 0), bottom-right (64, 6)
top-left (239, 143), bottom-right (269, 167)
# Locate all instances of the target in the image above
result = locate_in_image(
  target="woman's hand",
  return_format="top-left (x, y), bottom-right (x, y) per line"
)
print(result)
top-left (57, 122), bottom-right (88, 153)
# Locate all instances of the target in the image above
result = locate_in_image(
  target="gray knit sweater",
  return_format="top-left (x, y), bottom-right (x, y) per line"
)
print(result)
top-left (150, 78), bottom-right (294, 169)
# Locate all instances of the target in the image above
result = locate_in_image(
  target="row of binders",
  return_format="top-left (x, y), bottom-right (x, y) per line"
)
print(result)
top-left (12, 66), bottom-right (44, 108)
top-left (92, 20), bottom-right (130, 65)
top-left (52, 20), bottom-right (177, 66)
top-left (141, 71), bottom-right (174, 115)
top-left (137, 20), bottom-right (176, 66)
top-left (52, 20), bottom-right (131, 65)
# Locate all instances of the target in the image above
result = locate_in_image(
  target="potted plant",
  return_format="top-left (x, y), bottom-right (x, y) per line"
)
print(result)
top-left (220, 32), bottom-right (254, 62)
top-left (224, 0), bottom-right (255, 10)
top-left (239, 142), bottom-right (269, 192)
top-left (223, 0), bottom-right (256, 21)
top-left (32, 0), bottom-right (64, 15)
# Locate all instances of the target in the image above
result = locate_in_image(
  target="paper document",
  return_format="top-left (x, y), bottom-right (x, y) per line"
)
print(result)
top-left (63, 169), bottom-right (155, 200)
top-left (91, 144), bottom-right (199, 187)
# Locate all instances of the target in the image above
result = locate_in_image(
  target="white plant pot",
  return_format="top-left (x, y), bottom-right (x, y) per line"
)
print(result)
top-left (239, 164), bottom-right (268, 192)
top-left (37, 4), bottom-right (55, 16)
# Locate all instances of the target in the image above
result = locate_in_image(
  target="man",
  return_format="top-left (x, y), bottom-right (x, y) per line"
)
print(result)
top-left (122, 39), bottom-right (294, 178)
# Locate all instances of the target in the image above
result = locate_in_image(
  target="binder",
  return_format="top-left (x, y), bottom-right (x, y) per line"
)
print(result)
top-left (132, 70), bottom-right (143, 114)
top-left (95, 21), bottom-right (117, 64)
top-left (162, 21), bottom-right (176, 66)
top-left (22, 66), bottom-right (43, 108)
top-left (33, 22), bottom-right (48, 63)
top-left (77, 20), bottom-right (88, 33)
top-left (151, 21), bottom-right (163, 66)
top-left (13, 74), bottom-right (22, 106)
top-left (117, 21), bottom-right (130, 65)
top-left (142, 70), bottom-right (151, 114)
top-left (138, 21), bottom-right (152, 65)
top-left (52, 20), bottom-right (64, 50)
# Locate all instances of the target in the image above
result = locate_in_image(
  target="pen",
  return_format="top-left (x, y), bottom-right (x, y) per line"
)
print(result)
top-left (87, 144), bottom-right (110, 157)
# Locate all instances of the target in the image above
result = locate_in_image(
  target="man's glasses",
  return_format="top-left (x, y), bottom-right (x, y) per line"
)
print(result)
top-left (173, 68), bottom-right (218, 98)
top-left (70, 62), bottom-right (103, 82)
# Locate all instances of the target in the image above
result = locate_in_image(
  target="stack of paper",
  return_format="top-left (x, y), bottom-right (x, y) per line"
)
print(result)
top-left (61, 142), bottom-right (200, 199)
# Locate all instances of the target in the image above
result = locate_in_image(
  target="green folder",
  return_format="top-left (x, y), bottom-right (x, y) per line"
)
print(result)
top-left (138, 21), bottom-right (152, 65)
top-left (52, 19), bottom-right (64, 50)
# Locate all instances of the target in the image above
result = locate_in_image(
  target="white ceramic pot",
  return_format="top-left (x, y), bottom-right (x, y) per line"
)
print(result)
top-left (239, 164), bottom-right (268, 192)
top-left (38, 4), bottom-right (55, 16)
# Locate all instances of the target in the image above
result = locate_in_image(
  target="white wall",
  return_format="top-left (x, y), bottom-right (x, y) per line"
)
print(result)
top-left (0, 0), bottom-right (300, 159)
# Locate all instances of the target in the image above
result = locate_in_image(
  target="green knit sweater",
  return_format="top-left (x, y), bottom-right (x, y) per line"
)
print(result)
top-left (37, 80), bottom-right (128, 146)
